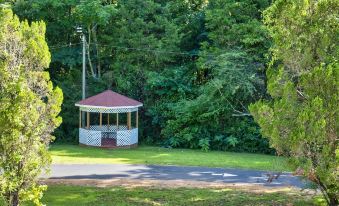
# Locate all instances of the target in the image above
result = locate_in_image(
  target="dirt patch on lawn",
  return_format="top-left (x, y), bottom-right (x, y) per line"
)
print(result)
top-left (41, 178), bottom-right (315, 195)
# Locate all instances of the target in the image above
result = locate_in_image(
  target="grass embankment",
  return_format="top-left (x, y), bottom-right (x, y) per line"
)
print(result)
top-left (10, 185), bottom-right (321, 206)
top-left (50, 144), bottom-right (289, 171)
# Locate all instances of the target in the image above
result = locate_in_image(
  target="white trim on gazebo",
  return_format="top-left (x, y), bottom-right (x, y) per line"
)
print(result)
top-left (76, 105), bottom-right (141, 113)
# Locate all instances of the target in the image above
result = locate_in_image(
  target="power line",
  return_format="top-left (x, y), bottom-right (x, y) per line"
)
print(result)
top-left (49, 43), bottom-right (82, 50)
top-left (49, 42), bottom-right (202, 57)
top-left (95, 43), bottom-right (199, 56)
top-left (48, 42), bottom-right (242, 59)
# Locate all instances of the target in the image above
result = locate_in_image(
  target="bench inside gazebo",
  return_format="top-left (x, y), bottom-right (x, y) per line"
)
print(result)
top-left (75, 90), bottom-right (142, 148)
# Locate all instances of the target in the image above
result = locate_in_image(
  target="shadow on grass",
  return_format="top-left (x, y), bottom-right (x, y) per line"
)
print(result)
top-left (20, 186), bottom-right (320, 206)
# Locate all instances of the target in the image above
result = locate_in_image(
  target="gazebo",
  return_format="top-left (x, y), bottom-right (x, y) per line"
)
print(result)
top-left (75, 90), bottom-right (142, 148)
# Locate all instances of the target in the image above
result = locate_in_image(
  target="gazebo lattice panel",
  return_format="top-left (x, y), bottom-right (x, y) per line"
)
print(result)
top-left (79, 127), bottom-right (138, 147)
top-left (79, 128), bottom-right (102, 146)
top-left (117, 128), bottom-right (138, 146)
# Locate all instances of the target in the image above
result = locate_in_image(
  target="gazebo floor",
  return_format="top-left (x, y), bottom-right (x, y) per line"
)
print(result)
top-left (101, 138), bottom-right (117, 147)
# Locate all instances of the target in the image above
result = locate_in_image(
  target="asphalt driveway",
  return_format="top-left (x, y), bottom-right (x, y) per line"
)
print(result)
top-left (44, 164), bottom-right (307, 188)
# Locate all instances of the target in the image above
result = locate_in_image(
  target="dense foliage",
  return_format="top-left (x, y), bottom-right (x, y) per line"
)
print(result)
top-left (0, 8), bottom-right (62, 206)
top-left (7, 0), bottom-right (273, 153)
top-left (162, 0), bottom-right (271, 152)
top-left (250, 0), bottom-right (338, 205)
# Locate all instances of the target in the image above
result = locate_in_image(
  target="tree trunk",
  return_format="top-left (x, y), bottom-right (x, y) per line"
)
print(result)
top-left (86, 25), bottom-right (96, 78)
top-left (328, 194), bottom-right (338, 206)
top-left (92, 25), bottom-right (101, 78)
top-left (6, 191), bottom-right (19, 206)
top-left (11, 192), bottom-right (19, 206)
top-left (315, 174), bottom-right (338, 206)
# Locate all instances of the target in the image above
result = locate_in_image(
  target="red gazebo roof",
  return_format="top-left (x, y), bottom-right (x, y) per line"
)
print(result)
top-left (75, 90), bottom-right (142, 108)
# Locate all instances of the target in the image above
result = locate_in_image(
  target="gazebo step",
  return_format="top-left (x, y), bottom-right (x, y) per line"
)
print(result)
top-left (101, 138), bottom-right (117, 147)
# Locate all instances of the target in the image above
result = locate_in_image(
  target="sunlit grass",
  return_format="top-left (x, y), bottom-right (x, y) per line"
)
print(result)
top-left (50, 144), bottom-right (290, 171)
top-left (11, 185), bottom-right (323, 206)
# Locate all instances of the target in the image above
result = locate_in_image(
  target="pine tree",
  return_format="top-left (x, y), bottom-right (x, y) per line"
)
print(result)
top-left (250, 1), bottom-right (338, 204)
top-left (0, 8), bottom-right (63, 206)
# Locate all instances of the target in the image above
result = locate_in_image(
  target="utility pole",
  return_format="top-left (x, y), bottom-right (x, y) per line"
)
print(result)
top-left (82, 32), bottom-right (86, 99)
top-left (77, 25), bottom-right (86, 99)
top-left (77, 26), bottom-right (86, 128)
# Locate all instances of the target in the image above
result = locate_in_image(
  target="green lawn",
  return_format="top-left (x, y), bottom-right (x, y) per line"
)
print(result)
top-left (50, 144), bottom-right (289, 171)
top-left (10, 185), bottom-right (322, 206)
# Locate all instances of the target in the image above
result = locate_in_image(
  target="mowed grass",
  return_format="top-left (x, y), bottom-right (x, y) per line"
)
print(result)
top-left (50, 144), bottom-right (289, 171)
top-left (10, 185), bottom-right (323, 206)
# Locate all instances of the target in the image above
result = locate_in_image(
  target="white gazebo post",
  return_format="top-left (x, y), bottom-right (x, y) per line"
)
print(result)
top-left (116, 113), bottom-right (119, 130)
top-left (75, 90), bottom-right (143, 148)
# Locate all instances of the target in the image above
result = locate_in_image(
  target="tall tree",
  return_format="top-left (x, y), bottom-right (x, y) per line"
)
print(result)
top-left (250, 0), bottom-right (338, 205)
top-left (0, 8), bottom-right (63, 206)
top-left (143, 0), bottom-right (207, 142)
top-left (11, 0), bottom-right (117, 141)
top-left (11, 0), bottom-right (80, 74)
top-left (163, 0), bottom-right (271, 152)
top-left (101, 0), bottom-right (181, 139)
top-left (75, 0), bottom-right (116, 78)
top-left (102, 0), bottom-right (180, 94)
